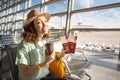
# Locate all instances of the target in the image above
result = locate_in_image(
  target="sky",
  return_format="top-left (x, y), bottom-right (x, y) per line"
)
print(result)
top-left (1, 0), bottom-right (120, 29)
top-left (48, 0), bottom-right (120, 29)
top-left (71, 0), bottom-right (120, 28)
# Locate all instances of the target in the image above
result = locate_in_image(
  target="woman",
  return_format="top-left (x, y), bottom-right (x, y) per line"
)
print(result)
top-left (15, 10), bottom-right (66, 80)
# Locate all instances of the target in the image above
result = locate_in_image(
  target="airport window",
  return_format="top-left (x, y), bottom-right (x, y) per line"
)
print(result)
top-left (7, 23), bottom-right (13, 30)
top-left (45, 0), bottom-right (50, 2)
top-left (4, 10), bottom-right (6, 16)
top-left (6, 1), bottom-right (9, 7)
top-left (8, 15), bottom-right (13, 22)
top-left (1, 17), bottom-right (5, 23)
top-left (0, 11), bottom-right (4, 17)
top-left (46, 0), bottom-right (68, 14)
top-left (16, 21), bottom-right (23, 29)
top-left (5, 9), bottom-right (8, 16)
top-left (4, 25), bottom-right (7, 33)
top-left (10, 7), bottom-right (15, 14)
top-left (0, 25), bottom-right (1, 31)
top-left (71, 7), bottom-right (120, 28)
top-left (6, 23), bottom-right (13, 34)
top-left (31, 7), bottom-right (41, 11)
top-left (73, 0), bottom-right (120, 10)
top-left (13, 5), bottom-right (17, 12)
top-left (18, 3), bottom-right (25, 11)
top-left (30, 0), bottom-right (41, 7)
top-left (10, 0), bottom-right (14, 6)
top-left (1, 24), bottom-right (4, 30)
top-left (0, 19), bottom-right (1, 24)
top-left (49, 15), bottom-right (67, 28)
top-left (1, 24), bottom-right (4, 34)
top-left (12, 22), bottom-right (16, 31)
top-left (3, 3), bottom-right (7, 9)
top-left (0, 1), bottom-right (1, 9)
top-left (16, 12), bottom-right (24, 20)
top-left (8, 8), bottom-right (13, 14)
top-left (24, 1), bottom-right (28, 9)
top-left (0, 13), bottom-right (1, 17)
top-left (0, 0), bottom-right (119, 52)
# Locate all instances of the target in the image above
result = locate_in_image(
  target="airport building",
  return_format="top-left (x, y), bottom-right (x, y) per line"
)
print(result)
top-left (0, 0), bottom-right (120, 80)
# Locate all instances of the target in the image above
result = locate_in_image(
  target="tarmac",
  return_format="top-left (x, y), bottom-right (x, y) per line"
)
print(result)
top-left (66, 50), bottom-right (120, 80)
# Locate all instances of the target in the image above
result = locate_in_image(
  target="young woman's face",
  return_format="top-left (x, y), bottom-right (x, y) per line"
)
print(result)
top-left (33, 16), bottom-right (48, 36)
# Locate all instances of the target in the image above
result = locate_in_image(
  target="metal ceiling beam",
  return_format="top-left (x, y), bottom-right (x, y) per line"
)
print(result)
top-left (70, 28), bottom-right (120, 31)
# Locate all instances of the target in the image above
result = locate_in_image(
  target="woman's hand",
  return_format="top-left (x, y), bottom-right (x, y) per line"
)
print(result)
top-left (45, 49), bottom-right (55, 65)
top-left (60, 48), bottom-right (69, 57)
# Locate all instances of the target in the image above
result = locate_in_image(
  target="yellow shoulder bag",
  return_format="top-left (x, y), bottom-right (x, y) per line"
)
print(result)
top-left (49, 52), bottom-right (65, 78)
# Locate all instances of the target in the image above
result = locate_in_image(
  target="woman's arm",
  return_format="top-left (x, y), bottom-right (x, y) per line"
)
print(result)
top-left (20, 54), bottom-right (54, 76)
top-left (20, 62), bottom-right (47, 76)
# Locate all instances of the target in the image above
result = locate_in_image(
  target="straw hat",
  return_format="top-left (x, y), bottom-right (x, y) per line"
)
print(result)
top-left (23, 10), bottom-right (50, 28)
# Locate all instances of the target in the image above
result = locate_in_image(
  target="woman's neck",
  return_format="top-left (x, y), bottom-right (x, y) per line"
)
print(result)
top-left (37, 34), bottom-right (44, 41)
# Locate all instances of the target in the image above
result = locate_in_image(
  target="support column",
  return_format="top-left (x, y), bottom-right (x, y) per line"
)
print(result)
top-left (65, 0), bottom-right (74, 36)
top-left (118, 43), bottom-right (120, 59)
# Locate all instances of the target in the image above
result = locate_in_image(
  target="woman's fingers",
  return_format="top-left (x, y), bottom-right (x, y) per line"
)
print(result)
top-left (50, 50), bottom-right (55, 59)
top-left (61, 48), bottom-right (68, 54)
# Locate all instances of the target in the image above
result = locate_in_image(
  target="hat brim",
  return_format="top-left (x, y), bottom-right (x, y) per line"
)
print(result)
top-left (23, 13), bottom-right (50, 28)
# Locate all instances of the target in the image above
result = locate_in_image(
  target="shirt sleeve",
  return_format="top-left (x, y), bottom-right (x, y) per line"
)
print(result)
top-left (15, 41), bottom-right (30, 65)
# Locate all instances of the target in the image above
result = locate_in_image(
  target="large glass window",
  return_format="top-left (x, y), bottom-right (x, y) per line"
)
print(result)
top-left (1, 17), bottom-right (5, 23)
top-left (0, 12), bottom-right (1, 17)
top-left (0, 25), bottom-right (1, 31)
top-left (73, 0), bottom-right (120, 10)
top-left (45, 0), bottom-right (50, 2)
top-left (18, 3), bottom-right (25, 11)
top-left (71, 8), bottom-right (120, 28)
top-left (46, 0), bottom-right (68, 14)
top-left (1, 24), bottom-right (5, 30)
top-left (8, 15), bottom-right (13, 22)
top-left (6, 1), bottom-right (9, 7)
top-left (6, 9), bottom-right (9, 15)
top-left (10, 0), bottom-right (14, 6)
top-left (4, 24), bottom-right (7, 34)
top-left (0, 11), bottom-right (5, 17)
top-left (48, 15), bottom-right (67, 39)
top-left (3, 2), bottom-right (6, 7)
top-left (30, 0), bottom-right (41, 7)
top-left (1, 24), bottom-right (4, 34)
top-left (0, 18), bottom-right (1, 24)
top-left (11, 7), bottom-right (15, 13)
top-left (16, 21), bottom-right (23, 29)
top-left (6, 23), bottom-right (13, 34)
top-left (0, 0), bottom-right (119, 53)
top-left (0, 1), bottom-right (2, 9)
top-left (9, 8), bottom-right (13, 14)
top-left (33, 7), bottom-right (40, 11)
top-left (49, 15), bottom-right (67, 29)
top-left (16, 12), bottom-right (24, 20)
top-left (7, 23), bottom-right (13, 30)
top-left (14, 5), bottom-right (17, 12)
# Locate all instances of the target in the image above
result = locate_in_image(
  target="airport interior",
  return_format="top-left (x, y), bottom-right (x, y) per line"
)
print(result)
top-left (0, 0), bottom-right (120, 80)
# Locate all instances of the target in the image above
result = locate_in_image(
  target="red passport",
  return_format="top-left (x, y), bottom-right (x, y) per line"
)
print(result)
top-left (61, 36), bottom-right (77, 54)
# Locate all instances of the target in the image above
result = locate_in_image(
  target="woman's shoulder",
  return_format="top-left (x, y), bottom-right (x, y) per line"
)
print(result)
top-left (18, 40), bottom-right (34, 48)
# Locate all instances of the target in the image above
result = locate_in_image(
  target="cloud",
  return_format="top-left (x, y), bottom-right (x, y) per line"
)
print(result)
top-left (93, 9), bottom-right (120, 28)
top-left (76, 0), bottom-right (94, 8)
top-left (71, 8), bottom-right (120, 28)
top-left (49, 16), bottom-right (66, 28)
